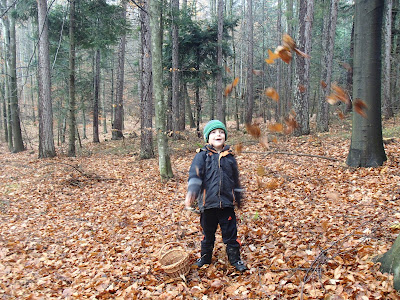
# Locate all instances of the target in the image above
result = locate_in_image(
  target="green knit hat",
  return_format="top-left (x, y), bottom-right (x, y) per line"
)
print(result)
top-left (203, 120), bottom-right (228, 142)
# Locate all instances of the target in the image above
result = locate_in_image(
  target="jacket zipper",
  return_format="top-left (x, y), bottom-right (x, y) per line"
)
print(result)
top-left (219, 152), bottom-right (222, 208)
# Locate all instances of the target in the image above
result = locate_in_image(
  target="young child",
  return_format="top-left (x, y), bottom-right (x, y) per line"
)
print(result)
top-left (185, 120), bottom-right (248, 272)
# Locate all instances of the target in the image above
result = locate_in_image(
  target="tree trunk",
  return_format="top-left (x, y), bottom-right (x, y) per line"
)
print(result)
top-left (184, 83), bottom-right (195, 128)
top-left (9, 2), bottom-right (24, 152)
top-left (112, 0), bottom-right (127, 140)
top-left (317, 0), bottom-right (339, 132)
top-left (68, 0), bottom-right (76, 157)
top-left (171, 0), bottom-right (180, 136)
top-left (293, 0), bottom-right (314, 136)
top-left (346, 0), bottom-right (386, 167)
top-left (37, 0), bottom-right (56, 158)
top-left (140, 0), bottom-right (154, 159)
top-left (378, 234), bottom-right (400, 290)
top-left (150, 0), bottom-right (173, 180)
top-left (383, 0), bottom-right (394, 119)
top-left (216, 0), bottom-right (224, 122)
top-left (245, 0), bottom-right (254, 124)
top-left (93, 49), bottom-right (100, 143)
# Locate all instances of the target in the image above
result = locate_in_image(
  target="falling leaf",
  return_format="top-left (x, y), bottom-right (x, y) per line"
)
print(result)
top-left (284, 112), bottom-right (299, 134)
top-left (298, 84), bottom-right (306, 93)
top-left (294, 47), bottom-right (310, 58)
top-left (321, 81), bottom-right (327, 88)
top-left (234, 143), bottom-right (243, 154)
top-left (268, 123), bottom-right (283, 133)
top-left (265, 49), bottom-right (280, 64)
top-left (326, 96), bottom-right (339, 105)
top-left (224, 83), bottom-right (233, 96)
top-left (252, 69), bottom-right (263, 76)
top-left (232, 77), bottom-right (239, 87)
top-left (245, 123), bottom-right (261, 138)
top-left (225, 66), bottom-right (231, 73)
top-left (265, 87), bottom-right (279, 102)
top-left (275, 46), bottom-right (292, 64)
top-left (337, 109), bottom-right (345, 120)
top-left (354, 98), bottom-right (368, 118)
top-left (282, 33), bottom-right (295, 51)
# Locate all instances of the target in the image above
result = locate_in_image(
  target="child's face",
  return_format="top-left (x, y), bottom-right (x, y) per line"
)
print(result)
top-left (208, 128), bottom-right (226, 151)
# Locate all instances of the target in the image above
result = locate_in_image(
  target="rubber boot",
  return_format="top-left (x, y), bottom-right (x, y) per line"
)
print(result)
top-left (194, 251), bottom-right (212, 267)
top-left (226, 247), bottom-right (248, 272)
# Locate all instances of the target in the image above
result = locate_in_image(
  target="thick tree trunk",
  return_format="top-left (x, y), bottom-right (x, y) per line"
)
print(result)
top-left (150, 0), bottom-right (173, 180)
top-left (293, 0), bottom-right (314, 136)
top-left (140, 0), bottom-right (154, 159)
top-left (317, 0), bottom-right (339, 132)
top-left (93, 49), bottom-right (100, 143)
top-left (245, 0), bottom-right (254, 124)
top-left (378, 234), bottom-right (400, 290)
top-left (37, 0), bottom-right (56, 158)
top-left (346, 0), bottom-right (386, 167)
top-left (112, 0), bottom-right (127, 140)
top-left (216, 0), bottom-right (224, 123)
top-left (383, 0), bottom-right (394, 119)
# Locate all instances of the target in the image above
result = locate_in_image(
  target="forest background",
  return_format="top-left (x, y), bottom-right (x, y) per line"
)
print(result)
top-left (1, 0), bottom-right (400, 298)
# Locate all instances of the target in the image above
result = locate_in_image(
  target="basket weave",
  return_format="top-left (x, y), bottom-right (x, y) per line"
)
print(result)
top-left (159, 242), bottom-right (191, 278)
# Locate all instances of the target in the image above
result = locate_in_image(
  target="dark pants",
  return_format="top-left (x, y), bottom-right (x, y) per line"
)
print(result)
top-left (200, 207), bottom-right (240, 253)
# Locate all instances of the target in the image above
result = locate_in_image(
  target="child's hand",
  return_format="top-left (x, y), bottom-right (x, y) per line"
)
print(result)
top-left (185, 192), bottom-right (196, 208)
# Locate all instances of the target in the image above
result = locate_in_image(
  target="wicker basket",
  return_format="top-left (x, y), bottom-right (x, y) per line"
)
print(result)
top-left (159, 242), bottom-right (191, 279)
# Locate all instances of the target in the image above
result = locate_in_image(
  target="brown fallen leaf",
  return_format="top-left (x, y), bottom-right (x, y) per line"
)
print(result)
top-left (265, 87), bottom-right (279, 102)
top-left (245, 123), bottom-right (261, 138)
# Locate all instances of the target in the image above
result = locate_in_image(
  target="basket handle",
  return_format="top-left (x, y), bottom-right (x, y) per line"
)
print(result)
top-left (159, 242), bottom-right (184, 256)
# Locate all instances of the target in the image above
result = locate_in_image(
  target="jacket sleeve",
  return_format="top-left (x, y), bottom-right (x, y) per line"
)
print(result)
top-left (231, 156), bottom-right (244, 207)
top-left (187, 151), bottom-right (206, 198)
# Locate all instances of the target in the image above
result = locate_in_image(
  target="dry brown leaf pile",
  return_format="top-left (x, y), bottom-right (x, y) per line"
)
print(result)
top-left (0, 123), bottom-right (400, 299)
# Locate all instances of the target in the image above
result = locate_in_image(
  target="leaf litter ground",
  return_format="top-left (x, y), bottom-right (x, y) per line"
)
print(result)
top-left (0, 120), bottom-right (400, 299)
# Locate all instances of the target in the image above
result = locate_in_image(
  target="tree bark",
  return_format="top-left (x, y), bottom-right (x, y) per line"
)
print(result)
top-left (37, 0), bottom-right (56, 158)
top-left (245, 0), bottom-right (254, 124)
top-left (93, 49), bottom-right (100, 143)
top-left (383, 0), bottom-right (394, 119)
top-left (346, 0), bottom-right (386, 167)
top-left (378, 234), bottom-right (400, 290)
top-left (112, 0), bottom-right (127, 140)
top-left (9, 1), bottom-right (24, 152)
top-left (216, 0), bottom-right (224, 123)
top-left (171, 0), bottom-right (180, 135)
top-left (293, 0), bottom-right (314, 136)
top-left (150, 0), bottom-right (173, 179)
top-left (140, 0), bottom-right (154, 159)
top-left (68, 0), bottom-right (76, 157)
top-left (317, 0), bottom-right (339, 132)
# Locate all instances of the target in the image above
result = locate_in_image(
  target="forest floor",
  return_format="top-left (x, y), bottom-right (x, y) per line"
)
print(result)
top-left (1, 116), bottom-right (400, 299)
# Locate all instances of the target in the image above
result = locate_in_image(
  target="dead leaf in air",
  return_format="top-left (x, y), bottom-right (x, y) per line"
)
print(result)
top-left (275, 46), bottom-right (292, 64)
top-left (265, 49), bottom-right (280, 64)
top-left (245, 123), bottom-right (261, 138)
top-left (268, 123), bottom-right (284, 133)
top-left (354, 98), bottom-right (368, 118)
top-left (265, 87), bottom-right (279, 102)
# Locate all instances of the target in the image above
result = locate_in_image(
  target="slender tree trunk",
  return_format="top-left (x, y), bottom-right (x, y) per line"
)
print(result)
top-left (245, 0), bottom-right (254, 124)
top-left (9, 2), bottom-right (24, 152)
top-left (383, 0), bottom-right (394, 119)
top-left (184, 83), bottom-right (195, 128)
top-left (140, 0), bottom-right (154, 159)
top-left (112, 0), bottom-right (127, 140)
top-left (37, 0), bottom-right (56, 158)
top-left (346, 0), bottom-right (386, 167)
top-left (216, 0), bottom-right (224, 122)
top-left (68, 0), bottom-right (76, 157)
top-left (171, 0), bottom-right (180, 136)
top-left (93, 49), bottom-right (100, 143)
top-left (317, 0), bottom-right (339, 132)
top-left (150, 0), bottom-right (173, 179)
top-left (293, 0), bottom-right (314, 136)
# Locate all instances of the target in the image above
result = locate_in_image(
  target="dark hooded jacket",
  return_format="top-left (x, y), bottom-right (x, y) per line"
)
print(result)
top-left (187, 144), bottom-right (242, 212)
